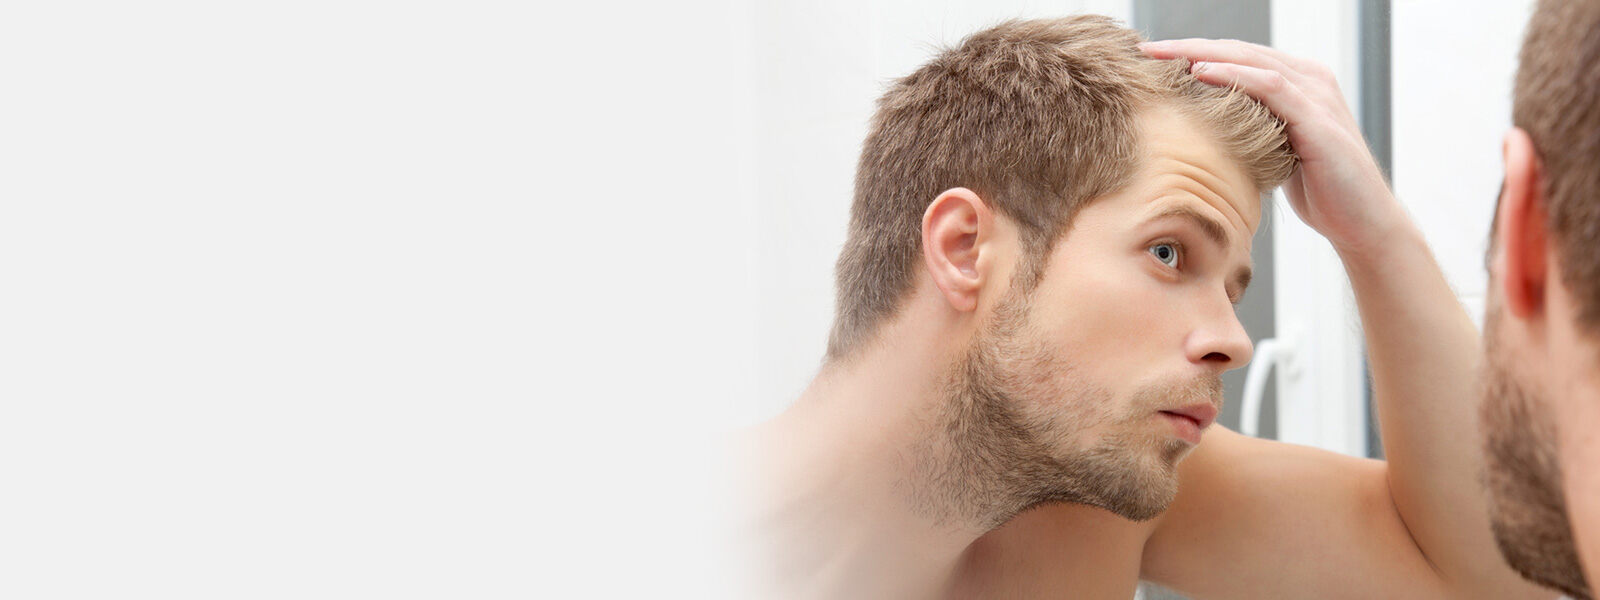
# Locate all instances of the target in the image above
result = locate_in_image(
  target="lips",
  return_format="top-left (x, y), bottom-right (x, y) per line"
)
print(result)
top-left (1160, 402), bottom-right (1219, 431)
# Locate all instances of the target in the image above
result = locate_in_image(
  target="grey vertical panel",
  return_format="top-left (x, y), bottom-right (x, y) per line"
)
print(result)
top-left (1360, 0), bottom-right (1393, 181)
top-left (1359, 0), bottom-right (1391, 459)
top-left (1135, 0), bottom-right (1271, 43)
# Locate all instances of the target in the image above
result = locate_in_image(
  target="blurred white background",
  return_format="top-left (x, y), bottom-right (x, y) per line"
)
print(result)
top-left (1393, 0), bottom-right (1535, 325)
top-left (0, 0), bottom-right (1532, 598)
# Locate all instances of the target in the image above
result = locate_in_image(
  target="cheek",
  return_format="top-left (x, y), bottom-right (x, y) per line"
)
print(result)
top-left (1031, 255), bottom-right (1177, 365)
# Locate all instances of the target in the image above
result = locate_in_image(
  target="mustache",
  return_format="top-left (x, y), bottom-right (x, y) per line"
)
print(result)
top-left (1132, 376), bottom-right (1225, 411)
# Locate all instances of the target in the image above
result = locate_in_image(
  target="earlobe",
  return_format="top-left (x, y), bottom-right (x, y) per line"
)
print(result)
top-left (921, 188), bottom-right (991, 313)
top-left (1498, 127), bottom-right (1548, 320)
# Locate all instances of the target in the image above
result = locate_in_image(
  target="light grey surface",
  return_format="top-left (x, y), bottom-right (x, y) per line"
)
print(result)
top-left (1359, 0), bottom-right (1391, 460)
top-left (1135, 0), bottom-right (1271, 45)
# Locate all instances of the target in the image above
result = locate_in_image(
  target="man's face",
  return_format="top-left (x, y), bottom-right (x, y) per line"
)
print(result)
top-left (1481, 244), bottom-right (1592, 598)
top-left (947, 107), bottom-right (1259, 524)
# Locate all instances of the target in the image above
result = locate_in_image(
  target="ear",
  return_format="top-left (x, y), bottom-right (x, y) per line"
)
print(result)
top-left (1497, 127), bottom-right (1548, 320)
top-left (921, 187), bottom-right (994, 313)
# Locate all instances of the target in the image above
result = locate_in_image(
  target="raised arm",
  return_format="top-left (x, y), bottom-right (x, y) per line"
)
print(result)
top-left (1136, 39), bottom-right (1551, 599)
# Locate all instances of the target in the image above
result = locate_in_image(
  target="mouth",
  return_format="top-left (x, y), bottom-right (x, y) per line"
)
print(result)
top-left (1158, 403), bottom-right (1219, 445)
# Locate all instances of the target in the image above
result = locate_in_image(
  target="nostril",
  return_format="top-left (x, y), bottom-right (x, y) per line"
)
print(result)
top-left (1202, 352), bottom-right (1230, 363)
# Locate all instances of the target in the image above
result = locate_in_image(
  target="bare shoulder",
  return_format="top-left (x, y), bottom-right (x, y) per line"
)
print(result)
top-left (1142, 427), bottom-right (1453, 598)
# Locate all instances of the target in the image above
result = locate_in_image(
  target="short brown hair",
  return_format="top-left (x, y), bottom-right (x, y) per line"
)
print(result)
top-left (826, 16), bottom-right (1296, 359)
top-left (1514, 0), bottom-right (1600, 336)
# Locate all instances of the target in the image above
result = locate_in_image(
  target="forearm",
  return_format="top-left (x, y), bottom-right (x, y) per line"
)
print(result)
top-left (1336, 218), bottom-right (1533, 596)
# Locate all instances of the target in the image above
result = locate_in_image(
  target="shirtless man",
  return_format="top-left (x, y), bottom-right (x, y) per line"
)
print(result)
top-left (1477, 1), bottom-right (1600, 598)
top-left (744, 15), bottom-right (1554, 598)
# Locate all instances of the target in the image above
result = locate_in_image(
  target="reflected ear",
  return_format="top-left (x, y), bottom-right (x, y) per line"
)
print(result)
top-left (921, 187), bottom-right (993, 313)
top-left (1498, 127), bottom-right (1548, 320)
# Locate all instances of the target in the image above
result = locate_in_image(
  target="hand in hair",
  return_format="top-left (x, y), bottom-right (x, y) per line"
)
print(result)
top-left (1139, 39), bottom-right (1403, 260)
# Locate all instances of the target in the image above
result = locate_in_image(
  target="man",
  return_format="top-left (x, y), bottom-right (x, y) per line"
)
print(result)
top-left (1477, 1), bottom-right (1600, 598)
top-left (742, 15), bottom-right (1551, 598)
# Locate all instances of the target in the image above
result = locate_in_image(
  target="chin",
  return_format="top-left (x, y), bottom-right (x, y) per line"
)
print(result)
top-left (1079, 440), bottom-right (1186, 522)
top-left (1105, 474), bottom-right (1180, 522)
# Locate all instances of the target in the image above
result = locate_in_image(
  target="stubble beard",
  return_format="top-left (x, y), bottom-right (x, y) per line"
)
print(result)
top-left (1481, 302), bottom-right (1593, 599)
top-left (909, 290), bottom-right (1206, 532)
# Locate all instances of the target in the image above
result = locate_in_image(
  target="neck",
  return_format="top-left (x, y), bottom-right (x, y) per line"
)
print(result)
top-left (1556, 345), bottom-right (1600, 596)
top-left (745, 312), bottom-right (984, 598)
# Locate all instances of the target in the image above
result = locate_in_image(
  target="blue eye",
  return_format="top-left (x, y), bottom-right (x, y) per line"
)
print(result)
top-left (1149, 243), bottom-right (1180, 268)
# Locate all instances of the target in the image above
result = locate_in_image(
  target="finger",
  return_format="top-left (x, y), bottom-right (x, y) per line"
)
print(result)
top-left (1140, 38), bottom-right (1314, 79)
top-left (1193, 61), bottom-right (1356, 168)
top-left (1188, 61), bottom-right (1319, 128)
top-left (1143, 38), bottom-right (1353, 130)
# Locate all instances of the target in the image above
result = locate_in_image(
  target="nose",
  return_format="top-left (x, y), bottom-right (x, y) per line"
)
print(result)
top-left (1185, 303), bottom-right (1254, 373)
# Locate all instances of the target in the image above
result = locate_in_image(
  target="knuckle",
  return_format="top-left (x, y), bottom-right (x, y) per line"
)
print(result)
top-left (1261, 70), bottom-right (1289, 93)
top-left (1308, 60), bottom-right (1336, 82)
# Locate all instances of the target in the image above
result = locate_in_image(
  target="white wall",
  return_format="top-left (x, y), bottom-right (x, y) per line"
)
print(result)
top-left (750, 0), bottom-right (1133, 422)
top-left (3, 1), bottom-right (766, 597)
top-left (1392, 0), bottom-right (1537, 326)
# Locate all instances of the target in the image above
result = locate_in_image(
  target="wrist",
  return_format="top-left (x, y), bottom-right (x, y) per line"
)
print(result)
top-left (1327, 195), bottom-right (1416, 262)
top-left (1331, 207), bottom-right (1424, 269)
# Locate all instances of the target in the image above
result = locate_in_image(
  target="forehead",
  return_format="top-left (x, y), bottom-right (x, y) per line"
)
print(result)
top-left (1123, 106), bottom-right (1263, 236)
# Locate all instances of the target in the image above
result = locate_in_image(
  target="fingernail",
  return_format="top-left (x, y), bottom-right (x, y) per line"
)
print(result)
top-left (1192, 61), bottom-right (1209, 73)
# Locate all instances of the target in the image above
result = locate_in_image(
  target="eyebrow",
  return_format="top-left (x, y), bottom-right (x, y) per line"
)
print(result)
top-left (1152, 205), bottom-right (1232, 248)
top-left (1149, 205), bottom-right (1253, 303)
